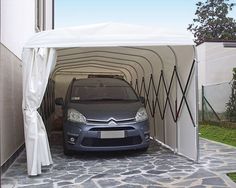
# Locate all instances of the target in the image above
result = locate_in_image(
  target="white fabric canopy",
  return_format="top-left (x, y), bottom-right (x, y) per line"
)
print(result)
top-left (24, 23), bottom-right (193, 48)
top-left (22, 48), bottom-right (56, 175)
top-left (22, 23), bottom-right (197, 176)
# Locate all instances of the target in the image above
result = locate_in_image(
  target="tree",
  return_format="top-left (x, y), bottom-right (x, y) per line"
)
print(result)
top-left (188, 0), bottom-right (236, 45)
top-left (226, 68), bottom-right (236, 122)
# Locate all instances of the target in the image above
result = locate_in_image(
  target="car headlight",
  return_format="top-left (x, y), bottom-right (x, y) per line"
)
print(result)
top-left (67, 108), bottom-right (86, 124)
top-left (135, 107), bottom-right (148, 122)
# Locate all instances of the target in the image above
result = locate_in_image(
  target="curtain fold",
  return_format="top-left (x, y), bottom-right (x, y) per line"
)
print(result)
top-left (22, 48), bottom-right (57, 176)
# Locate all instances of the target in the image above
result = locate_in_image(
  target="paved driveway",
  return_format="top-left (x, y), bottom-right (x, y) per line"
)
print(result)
top-left (1, 136), bottom-right (236, 188)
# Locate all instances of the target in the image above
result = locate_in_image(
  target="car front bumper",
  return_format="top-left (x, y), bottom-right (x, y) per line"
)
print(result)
top-left (63, 120), bottom-right (150, 152)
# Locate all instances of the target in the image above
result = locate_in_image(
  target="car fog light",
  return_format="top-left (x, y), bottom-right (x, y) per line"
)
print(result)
top-left (67, 136), bottom-right (77, 145)
top-left (67, 132), bottom-right (79, 144)
top-left (70, 137), bottom-right (75, 142)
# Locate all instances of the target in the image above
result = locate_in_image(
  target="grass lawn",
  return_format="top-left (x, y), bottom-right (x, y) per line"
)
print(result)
top-left (200, 124), bottom-right (236, 183)
top-left (199, 124), bottom-right (236, 147)
top-left (227, 173), bottom-right (236, 183)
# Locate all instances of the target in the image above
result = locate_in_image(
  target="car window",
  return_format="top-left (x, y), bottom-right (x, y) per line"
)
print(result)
top-left (70, 85), bottom-right (138, 102)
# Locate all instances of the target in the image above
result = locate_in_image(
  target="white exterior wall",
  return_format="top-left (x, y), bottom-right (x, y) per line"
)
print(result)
top-left (197, 42), bottom-right (236, 87)
top-left (1, 0), bottom-right (36, 58)
top-left (1, 0), bottom-right (54, 58)
top-left (197, 42), bottom-right (236, 112)
top-left (196, 43), bottom-right (206, 89)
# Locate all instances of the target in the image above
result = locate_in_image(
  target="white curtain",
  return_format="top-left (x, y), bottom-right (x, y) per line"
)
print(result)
top-left (22, 48), bottom-right (57, 176)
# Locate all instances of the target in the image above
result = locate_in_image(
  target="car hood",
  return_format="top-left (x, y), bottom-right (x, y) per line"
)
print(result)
top-left (67, 101), bottom-right (143, 121)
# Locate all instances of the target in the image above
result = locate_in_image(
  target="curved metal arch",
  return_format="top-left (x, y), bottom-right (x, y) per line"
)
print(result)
top-left (57, 55), bottom-right (145, 75)
top-left (52, 63), bottom-right (128, 80)
top-left (52, 61), bottom-right (132, 81)
top-left (168, 45), bottom-right (196, 67)
top-left (56, 49), bottom-right (151, 75)
top-left (56, 71), bottom-right (123, 75)
top-left (167, 46), bottom-right (177, 67)
top-left (55, 57), bottom-right (138, 81)
top-left (53, 60), bottom-right (135, 81)
top-left (122, 46), bottom-right (164, 69)
top-left (53, 64), bottom-right (127, 80)
top-left (55, 56), bottom-right (139, 79)
top-left (53, 62), bottom-right (131, 80)
top-left (55, 70), bottom-right (126, 80)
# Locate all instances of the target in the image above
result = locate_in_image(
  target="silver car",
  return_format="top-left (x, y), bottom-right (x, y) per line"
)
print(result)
top-left (55, 77), bottom-right (150, 155)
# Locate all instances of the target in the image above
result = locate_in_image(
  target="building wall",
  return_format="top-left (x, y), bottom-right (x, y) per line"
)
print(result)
top-left (0, 44), bottom-right (24, 166)
top-left (1, 0), bottom-right (54, 58)
top-left (197, 42), bottom-right (236, 87)
top-left (1, 0), bottom-right (36, 58)
top-left (197, 43), bottom-right (206, 90)
top-left (197, 42), bottom-right (236, 112)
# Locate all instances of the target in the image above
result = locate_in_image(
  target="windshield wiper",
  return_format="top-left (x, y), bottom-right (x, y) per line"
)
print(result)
top-left (89, 98), bottom-right (126, 101)
top-left (71, 98), bottom-right (138, 102)
top-left (83, 98), bottom-right (138, 101)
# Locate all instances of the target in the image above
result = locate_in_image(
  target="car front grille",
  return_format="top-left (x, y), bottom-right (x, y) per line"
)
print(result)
top-left (89, 127), bottom-right (134, 131)
top-left (81, 136), bottom-right (142, 147)
top-left (86, 118), bottom-right (135, 125)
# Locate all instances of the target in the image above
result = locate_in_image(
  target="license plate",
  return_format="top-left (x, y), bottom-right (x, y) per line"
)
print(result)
top-left (100, 131), bottom-right (125, 139)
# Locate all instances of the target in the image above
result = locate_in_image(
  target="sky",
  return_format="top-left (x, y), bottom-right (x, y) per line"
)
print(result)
top-left (55, 0), bottom-right (236, 35)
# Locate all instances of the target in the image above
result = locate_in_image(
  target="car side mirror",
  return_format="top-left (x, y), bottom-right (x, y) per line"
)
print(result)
top-left (139, 96), bottom-right (145, 104)
top-left (55, 97), bottom-right (64, 106)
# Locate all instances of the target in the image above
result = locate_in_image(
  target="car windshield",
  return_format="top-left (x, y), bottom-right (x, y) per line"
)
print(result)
top-left (70, 85), bottom-right (138, 102)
